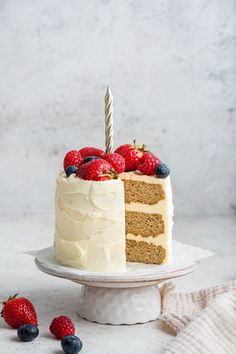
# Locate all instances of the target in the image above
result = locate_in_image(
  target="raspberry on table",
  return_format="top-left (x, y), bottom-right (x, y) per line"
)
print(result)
top-left (49, 315), bottom-right (75, 340)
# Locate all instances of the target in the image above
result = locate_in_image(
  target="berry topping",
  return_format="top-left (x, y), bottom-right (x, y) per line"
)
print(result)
top-left (65, 165), bottom-right (78, 177)
top-left (137, 153), bottom-right (160, 176)
top-left (114, 142), bottom-right (147, 171)
top-left (104, 153), bottom-right (125, 174)
top-left (64, 151), bottom-right (83, 171)
top-left (155, 162), bottom-right (170, 178)
top-left (76, 159), bottom-right (117, 181)
top-left (17, 324), bottom-right (39, 342)
top-left (61, 335), bottom-right (83, 354)
top-left (79, 147), bottom-right (105, 159)
top-left (1, 294), bottom-right (38, 329)
top-left (49, 315), bottom-right (75, 340)
top-left (84, 155), bottom-right (101, 163)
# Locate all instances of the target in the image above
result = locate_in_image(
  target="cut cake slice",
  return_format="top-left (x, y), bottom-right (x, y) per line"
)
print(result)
top-left (119, 171), bottom-right (174, 264)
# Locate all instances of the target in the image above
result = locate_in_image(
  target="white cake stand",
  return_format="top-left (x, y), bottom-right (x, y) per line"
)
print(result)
top-left (35, 242), bottom-right (199, 325)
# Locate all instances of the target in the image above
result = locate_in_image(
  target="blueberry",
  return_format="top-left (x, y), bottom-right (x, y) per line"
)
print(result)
top-left (155, 162), bottom-right (170, 178)
top-left (84, 156), bottom-right (100, 163)
top-left (66, 165), bottom-right (78, 177)
top-left (61, 335), bottom-right (83, 354)
top-left (17, 324), bottom-right (39, 342)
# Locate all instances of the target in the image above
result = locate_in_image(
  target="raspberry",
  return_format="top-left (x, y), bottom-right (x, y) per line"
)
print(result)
top-left (79, 147), bottom-right (105, 159)
top-left (76, 159), bottom-right (116, 181)
top-left (49, 315), bottom-right (75, 340)
top-left (114, 143), bottom-right (146, 171)
top-left (137, 153), bottom-right (160, 176)
top-left (63, 150), bottom-right (83, 171)
top-left (104, 153), bottom-right (125, 174)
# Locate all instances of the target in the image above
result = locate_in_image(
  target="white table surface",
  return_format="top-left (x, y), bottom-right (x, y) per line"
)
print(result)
top-left (0, 215), bottom-right (235, 354)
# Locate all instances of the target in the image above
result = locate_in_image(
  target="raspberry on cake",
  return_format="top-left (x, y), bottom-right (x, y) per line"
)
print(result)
top-left (63, 150), bottom-right (83, 171)
top-left (104, 153), bottom-right (125, 174)
top-left (79, 147), bottom-right (105, 159)
top-left (137, 152), bottom-right (160, 176)
top-left (76, 159), bottom-right (117, 181)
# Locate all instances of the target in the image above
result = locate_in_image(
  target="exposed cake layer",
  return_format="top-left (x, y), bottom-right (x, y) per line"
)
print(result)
top-left (126, 239), bottom-right (165, 264)
top-left (121, 177), bottom-right (165, 205)
top-left (54, 172), bottom-right (126, 272)
top-left (126, 211), bottom-right (164, 236)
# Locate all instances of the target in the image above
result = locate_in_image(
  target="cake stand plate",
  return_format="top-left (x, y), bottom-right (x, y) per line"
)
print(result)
top-left (35, 244), bottom-right (199, 325)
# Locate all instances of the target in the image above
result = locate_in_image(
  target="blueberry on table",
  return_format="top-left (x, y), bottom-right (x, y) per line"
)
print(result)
top-left (61, 335), bottom-right (83, 354)
top-left (66, 165), bottom-right (78, 177)
top-left (155, 162), bottom-right (170, 178)
top-left (17, 324), bottom-right (39, 342)
top-left (84, 155), bottom-right (100, 163)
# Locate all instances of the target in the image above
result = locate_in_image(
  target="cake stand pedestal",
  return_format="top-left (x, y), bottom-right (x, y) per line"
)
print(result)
top-left (35, 246), bottom-right (198, 325)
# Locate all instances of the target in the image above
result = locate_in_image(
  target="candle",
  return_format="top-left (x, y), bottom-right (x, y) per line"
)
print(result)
top-left (105, 86), bottom-right (114, 153)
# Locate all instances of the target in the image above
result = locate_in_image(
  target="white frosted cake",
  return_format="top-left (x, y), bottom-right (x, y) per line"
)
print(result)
top-left (53, 141), bottom-right (173, 272)
top-left (54, 172), bottom-right (126, 272)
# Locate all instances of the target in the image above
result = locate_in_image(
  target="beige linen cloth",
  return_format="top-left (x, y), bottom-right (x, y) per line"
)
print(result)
top-left (160, 280), bottom-right (236, 354)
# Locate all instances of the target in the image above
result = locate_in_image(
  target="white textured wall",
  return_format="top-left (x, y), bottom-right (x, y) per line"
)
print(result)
top-left (0, 0), bottom-right (235, 216)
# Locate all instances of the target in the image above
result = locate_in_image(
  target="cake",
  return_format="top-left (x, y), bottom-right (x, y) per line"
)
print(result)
top-left (119, 172), bottom-right (173, 264)
top-left (53, 143), bottom-right (173, 272)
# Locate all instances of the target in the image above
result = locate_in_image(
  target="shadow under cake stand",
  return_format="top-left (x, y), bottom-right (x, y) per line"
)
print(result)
top-left (35, 246), bottom-right (198, 325)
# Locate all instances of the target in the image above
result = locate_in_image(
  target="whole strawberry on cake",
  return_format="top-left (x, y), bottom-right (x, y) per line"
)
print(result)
top-left (54, 141), bottom-right (173, 272)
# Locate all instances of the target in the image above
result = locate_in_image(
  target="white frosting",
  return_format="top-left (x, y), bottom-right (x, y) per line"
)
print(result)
top-left (54, 173), bottom-right (126, 272)
top-left (119, 172), bottom-right (174, 263)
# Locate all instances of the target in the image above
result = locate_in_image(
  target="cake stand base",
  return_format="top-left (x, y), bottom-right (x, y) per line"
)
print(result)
top-left (35, 245), bottom-right (200, 325)
top-left (77, 284), bottom-right (161, 325)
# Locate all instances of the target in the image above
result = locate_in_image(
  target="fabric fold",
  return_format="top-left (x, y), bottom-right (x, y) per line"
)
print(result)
top-left (160, 280), bottom-right (236, 354)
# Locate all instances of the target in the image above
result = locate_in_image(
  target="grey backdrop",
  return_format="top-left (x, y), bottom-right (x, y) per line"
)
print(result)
top-left (0, 0), bottom-right (235, 216)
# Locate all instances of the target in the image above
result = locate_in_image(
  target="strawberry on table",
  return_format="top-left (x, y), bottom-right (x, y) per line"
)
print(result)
top-left (114, 142), bottom-right (146, 171)
top-left (1, 294), bottom-right (38, 328)
top-left (137, 152), bottom-right (160, 176)
top-left (63, 150), bottom-right (83, 171)
top-left (79, 147), bottom-right (105, 159)
top-left (49, 315), bottom-right (75, 340)
top-left (104, 153), bottom-right (125, 174)
top-left (76, 159), bottom-right (117, 181)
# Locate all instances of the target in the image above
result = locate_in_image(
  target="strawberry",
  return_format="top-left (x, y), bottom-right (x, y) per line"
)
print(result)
top-left (49, 315), bottom-right (75, 340)
top-left (114, 142), bottom-right (147, 171)
top-left (1, 294), bottom-right (38, 328)
top-left (104, 153), bottom-right (125, 174)
top-left (79, 147), bottom-right (105, 159)
top-left (63, 150), bottom-right (83, 171)
top-left (76, 159), bottom-right (117, 181)
top-left (137, 153), bottom-right (160, 176)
